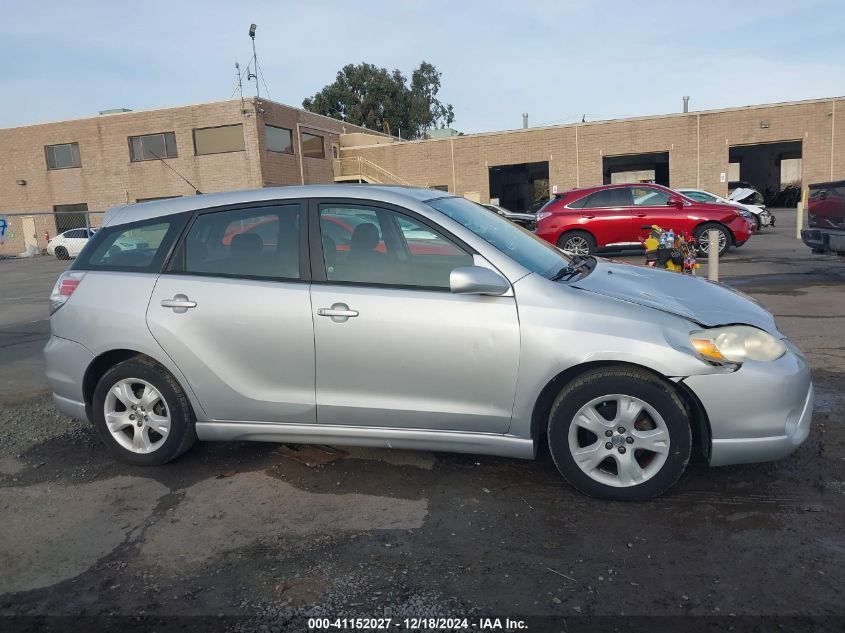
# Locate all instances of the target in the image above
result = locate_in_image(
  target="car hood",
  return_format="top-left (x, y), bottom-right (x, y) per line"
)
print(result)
top-left (570, 261), bottom-right (781, 335)
top-left (728, 187), bottom-right (757, 203)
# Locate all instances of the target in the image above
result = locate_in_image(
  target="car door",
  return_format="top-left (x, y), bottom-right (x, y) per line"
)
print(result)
top-left (629, 186), bottom-right (682, 238)
top-left (310, 200), bottom-right (520, 434)
top-left (570, 187), bottom-right (636, 247)
top-left (146, 201), bottom-right (316, 423)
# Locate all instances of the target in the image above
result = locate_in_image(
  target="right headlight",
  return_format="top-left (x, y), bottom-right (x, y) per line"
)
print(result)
top-left (689, 325), bottom-right (786, 365)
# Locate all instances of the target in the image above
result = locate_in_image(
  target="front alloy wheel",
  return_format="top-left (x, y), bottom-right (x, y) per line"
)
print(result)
top-left (567, 395), bottom-right (670, 488)
top-left (548, 367), bottom-right (692, 500)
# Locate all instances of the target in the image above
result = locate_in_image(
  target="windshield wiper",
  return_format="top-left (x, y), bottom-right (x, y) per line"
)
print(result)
top-left (550, 255), bottom-right (596, 281)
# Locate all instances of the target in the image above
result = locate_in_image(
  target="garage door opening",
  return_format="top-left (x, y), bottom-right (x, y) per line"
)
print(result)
top-left (729, 141), bottom-right (802, 207)
top-left (488, 161), bottom-right (549, 212)
top-left (603, 152), bottom-right (670, 186)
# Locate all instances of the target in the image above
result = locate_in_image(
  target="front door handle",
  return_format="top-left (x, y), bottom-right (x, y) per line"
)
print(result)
top-left (161, 294), bottom-right (197, 313)
top-left (317, 303), bottom-right (359, 322)
top-left (581, 214), bottom-right (595, 219)
top-left (636, 212), bottom-right (647, 217)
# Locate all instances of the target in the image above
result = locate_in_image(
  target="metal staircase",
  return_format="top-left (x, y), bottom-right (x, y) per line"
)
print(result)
top-left (333, 156), bottom-right (411, 186)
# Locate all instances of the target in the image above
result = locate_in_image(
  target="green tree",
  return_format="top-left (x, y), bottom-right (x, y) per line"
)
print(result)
top-left (303, 61), bottom-right (454, 139)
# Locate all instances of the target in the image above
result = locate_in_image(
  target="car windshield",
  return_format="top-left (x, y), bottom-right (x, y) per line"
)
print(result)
top-left (426, 196), bottom-right (570, 278)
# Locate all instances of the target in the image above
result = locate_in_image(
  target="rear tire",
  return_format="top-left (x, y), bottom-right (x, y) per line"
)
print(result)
top-left (92, 356), bottom-right (197, 466)
top-left (557, 230), bottom-right (596, 256)
top-left (547, 367), bottom-right (692, 501)
top-left (55, 246), bottom-right (69, 260)
top-left (693, 223), bottom-right (730, 258)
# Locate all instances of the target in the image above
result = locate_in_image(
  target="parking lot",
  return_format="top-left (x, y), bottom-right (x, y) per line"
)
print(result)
top-left (1, 209), bottom-right (844, 630)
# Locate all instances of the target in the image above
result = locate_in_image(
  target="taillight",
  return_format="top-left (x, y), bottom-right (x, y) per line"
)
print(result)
top-left (49, 271), bottom-right (86, 314)
top-left (536, 210), bottom-right (553, 221)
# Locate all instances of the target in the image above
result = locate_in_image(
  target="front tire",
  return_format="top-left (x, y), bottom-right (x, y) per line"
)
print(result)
top-left (547, 367), bottom-right (692, 501)
top-left (92, 356), bottom-right (197, 466)
top-left (693, 223), bottom-right (730, 258)
top-left (557, 230), bottom-right (596, 256)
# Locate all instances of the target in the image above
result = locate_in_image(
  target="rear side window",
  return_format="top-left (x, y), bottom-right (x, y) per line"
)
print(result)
top-left (75, 216), bottom-right (185, 272)
top-left (173, 204), bottom-right (301, 280)
top-left (578, 188), bottom-right (634, 208)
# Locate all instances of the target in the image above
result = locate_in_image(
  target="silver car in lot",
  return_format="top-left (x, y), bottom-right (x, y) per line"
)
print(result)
top-left (45, 186), bottom-right (813, 500)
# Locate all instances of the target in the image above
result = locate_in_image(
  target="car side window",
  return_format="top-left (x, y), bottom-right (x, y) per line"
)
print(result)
top-left (580, 188), bottom-right (634, 208)
top-left (319, 204), bottom-right (472, 289)
top-left (687, 191), bottom-right (716, 203)
top-left (178, 204), bottom-right (301, 280)
top-left (631, 187), bottom-right (670, 206)
top-left (79, 219), bottom-right (179, 271)
top-left (64, 229), bottom-right (83, 238)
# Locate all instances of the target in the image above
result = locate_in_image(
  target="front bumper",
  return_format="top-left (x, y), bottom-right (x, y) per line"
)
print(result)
top-left (727, 217), bottom-right (752, 245)
top-left (683, 343), bottom-right (813, 467)
top-left (44, 335), bottom-right (93, 422)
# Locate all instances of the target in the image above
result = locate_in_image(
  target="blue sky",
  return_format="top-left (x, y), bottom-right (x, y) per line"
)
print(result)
top-left (2, 0), bottom-right (844, 133)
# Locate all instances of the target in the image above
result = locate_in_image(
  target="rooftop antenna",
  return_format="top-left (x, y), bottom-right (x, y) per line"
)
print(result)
top-left (247, 23), bottom-right (259, 99)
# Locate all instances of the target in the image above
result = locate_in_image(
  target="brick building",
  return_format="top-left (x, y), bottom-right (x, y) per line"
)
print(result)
top-left (0, 98), bottom-right (379, 254)
top-left (337, 96), bottom-right (844, 213)
top-left (1, 95), bottom-right (843, 255)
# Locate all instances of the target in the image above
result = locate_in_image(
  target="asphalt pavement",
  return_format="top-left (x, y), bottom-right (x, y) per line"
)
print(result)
top-left (1, 209), bottom-right (844, 632)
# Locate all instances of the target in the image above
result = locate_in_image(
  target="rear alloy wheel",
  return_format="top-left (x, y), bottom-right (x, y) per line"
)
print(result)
top-left (93, 357), bottom-right (196, 465)
top-left (548, 367), bottom-right (691, 501)
top-left (54, 246), bottom-right (69, 260)
top-left (693, 223), bottom-right (730, 258)
top-left (557, 231), bottom-right (596, 256)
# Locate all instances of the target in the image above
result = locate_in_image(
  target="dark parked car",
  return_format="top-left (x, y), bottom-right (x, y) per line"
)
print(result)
top-left (801, 180), bottom-right (845, 255)
top-left (534, 183), bottom-right (752, 257)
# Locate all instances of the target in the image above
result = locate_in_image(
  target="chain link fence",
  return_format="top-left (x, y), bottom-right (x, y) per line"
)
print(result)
top-left (0, 211), bottom-right (106, 260)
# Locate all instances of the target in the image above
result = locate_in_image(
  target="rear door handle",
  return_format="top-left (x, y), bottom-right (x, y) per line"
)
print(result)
top-left (581, 214), bottom-right (595, 219)
top-left (161, 294), bottom-right (197, 313)
top-left (317, 303), bottom-right (359, 322)
top-left (636, 212), bottom-right (647, 217)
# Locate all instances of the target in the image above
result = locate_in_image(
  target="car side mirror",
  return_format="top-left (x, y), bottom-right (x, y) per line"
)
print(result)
top-left (667, 196), bottom-right (684, 208)
top-left (450, 266), bottom-right (510, 295)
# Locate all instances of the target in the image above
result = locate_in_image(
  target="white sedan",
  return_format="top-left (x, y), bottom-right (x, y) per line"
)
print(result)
top-left (677, 188), bottom-right (774, 230)
top-left (46, 228), bottom-right (96, 260)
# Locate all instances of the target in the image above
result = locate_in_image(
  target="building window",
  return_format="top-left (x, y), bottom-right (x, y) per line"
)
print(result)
top-left (45, 143), bottom-right (81, 170)
top-left (431, 185), bottom-right (449, 191)
top-left (301, 132), bottom-right (325, 159)
top-left (265, 125), bottom-right (293, 154)
top-left (129, 132), bottom-right (177, 162)
top-left (193, 124), bottom-right (245, 155)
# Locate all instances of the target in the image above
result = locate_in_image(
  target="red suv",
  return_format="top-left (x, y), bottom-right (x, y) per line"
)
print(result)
top-left (534, 183), bottom-right (752, 257)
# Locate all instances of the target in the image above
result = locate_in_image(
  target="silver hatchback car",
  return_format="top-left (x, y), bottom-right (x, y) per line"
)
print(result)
top-left (45, 186), bottom-right (813, 500)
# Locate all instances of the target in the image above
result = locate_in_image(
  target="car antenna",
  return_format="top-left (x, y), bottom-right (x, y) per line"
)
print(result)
top-left (149, 150), bottom-right (202, 195)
